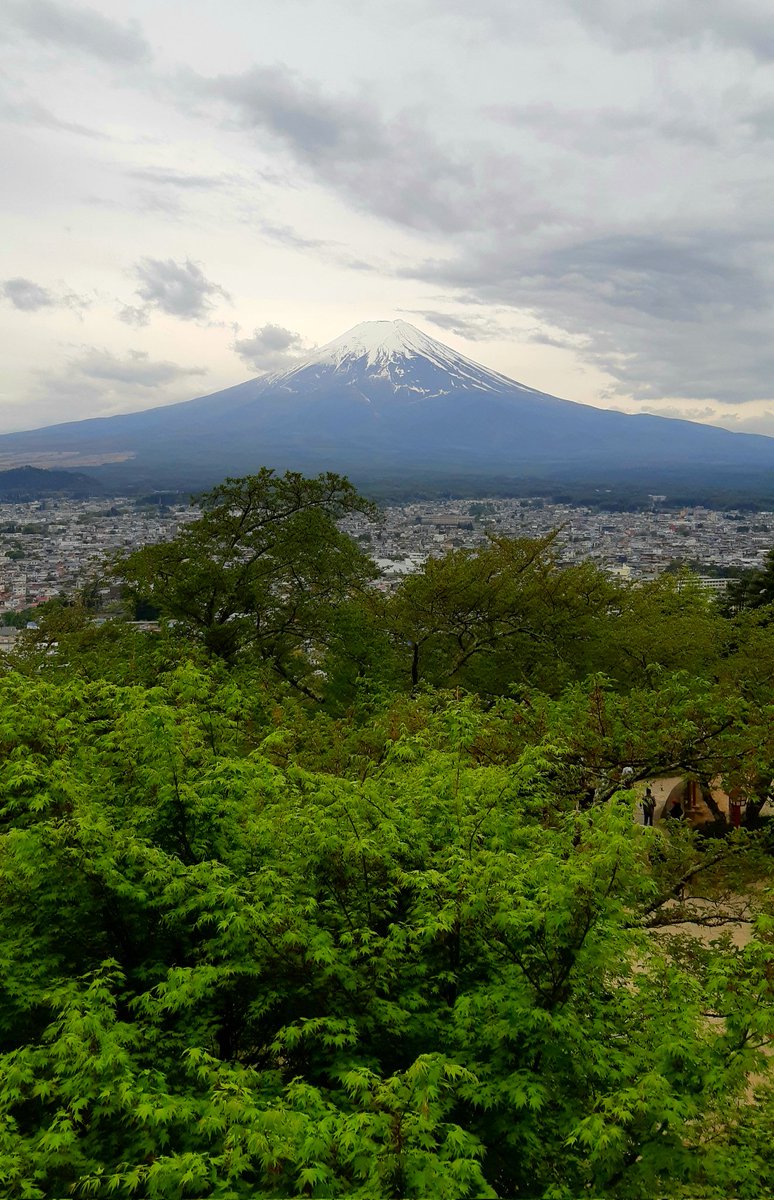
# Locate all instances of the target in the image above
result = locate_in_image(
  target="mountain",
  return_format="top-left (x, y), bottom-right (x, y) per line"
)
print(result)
top-left (2, 319), bottom-right (774, 494)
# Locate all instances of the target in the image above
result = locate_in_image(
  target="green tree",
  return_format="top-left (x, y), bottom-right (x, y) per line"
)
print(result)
top-left (384, 533), bottom-right (614, 695)
top-left (724, 546), bottom-right (774, 612)
top-left (116, 470), bottom-right (378, 698)
top-left (596, 572), bottom-right (728, 688)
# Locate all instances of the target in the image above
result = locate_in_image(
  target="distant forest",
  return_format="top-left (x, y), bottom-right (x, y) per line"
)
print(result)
top-left (0, 446), bottom-right (765, 511)
top-left (7, 460), bottom-right (774, 512)
top-left (1, 469), bottom-right (774, 1200)
top-left (0, 465), bottom-right (101, 501)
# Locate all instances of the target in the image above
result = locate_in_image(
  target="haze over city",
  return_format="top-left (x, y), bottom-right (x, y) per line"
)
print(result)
top-left (3, 0), bottom-right (774, 436)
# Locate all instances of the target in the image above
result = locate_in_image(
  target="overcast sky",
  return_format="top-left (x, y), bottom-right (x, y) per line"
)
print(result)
top-left (2, 0), bottom-right (774, 435)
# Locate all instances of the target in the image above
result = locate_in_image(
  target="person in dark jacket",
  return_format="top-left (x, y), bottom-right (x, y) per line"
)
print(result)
top-left (642, 787), bottom-right (656, 827)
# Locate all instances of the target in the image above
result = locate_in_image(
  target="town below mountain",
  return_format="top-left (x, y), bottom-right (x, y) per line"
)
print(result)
top-left (1, 490), bottom-right (770, 627)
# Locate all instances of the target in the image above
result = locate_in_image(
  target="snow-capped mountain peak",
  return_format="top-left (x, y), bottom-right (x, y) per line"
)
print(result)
top-left (2, 317), bottom-right (774, 490)
top-left (275, 319), bottom-right (523, 399)
top-left (311, 320), bottom-right (452, 368)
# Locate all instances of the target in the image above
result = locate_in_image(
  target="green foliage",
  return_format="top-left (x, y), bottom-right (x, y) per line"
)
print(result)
top-left (597, 573), bottom-right (729, 687)
top-left (724, 546), bottom-right (774, 612)
top-left (0, 666), bottom-right (772, 1198)
top-left (116, 469), bottom-right (378, 696)
top-left (383, 533), bottom-right (616, 695)
top-left (3, 472), bottom-right (774, 1197)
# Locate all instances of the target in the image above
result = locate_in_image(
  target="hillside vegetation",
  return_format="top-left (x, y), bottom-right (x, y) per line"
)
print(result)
top-left (1, 471), bottom-right (773, 1200)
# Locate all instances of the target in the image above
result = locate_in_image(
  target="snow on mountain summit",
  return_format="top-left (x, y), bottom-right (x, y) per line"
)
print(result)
top-left (312, 320), bottom-right (453, 367)
top-left (276, 319), bottom-right (523, 399)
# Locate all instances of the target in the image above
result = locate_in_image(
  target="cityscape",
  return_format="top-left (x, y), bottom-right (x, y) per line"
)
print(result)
top-left (1, 492), bottom-right (771, 642)
top-left (344, 497), bottom-right (774, 590)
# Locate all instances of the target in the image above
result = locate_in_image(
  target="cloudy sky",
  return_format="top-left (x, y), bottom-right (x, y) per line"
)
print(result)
top-left (2, 0), bottom-right (774, 434)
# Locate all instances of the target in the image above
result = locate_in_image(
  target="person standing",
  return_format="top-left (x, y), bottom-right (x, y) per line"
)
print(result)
top-left (642, 787), bottom-right (656, 827)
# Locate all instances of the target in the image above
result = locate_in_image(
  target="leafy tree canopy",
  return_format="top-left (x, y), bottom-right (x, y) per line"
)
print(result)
top-left (3, 471), bottom-right (774, 1198)
top-left (116, 469), bottom-right (378, 696)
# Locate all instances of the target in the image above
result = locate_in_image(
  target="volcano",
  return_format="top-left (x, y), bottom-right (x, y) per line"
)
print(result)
top-left (2, 319), bottom-right (774, 492)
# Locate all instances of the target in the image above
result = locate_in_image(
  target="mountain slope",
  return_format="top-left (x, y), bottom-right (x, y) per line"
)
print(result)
top-left (1, 319), bottom-right (773, 490)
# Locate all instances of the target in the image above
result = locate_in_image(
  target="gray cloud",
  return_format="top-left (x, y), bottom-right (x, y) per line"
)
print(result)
top-left (133, 190), bottom-right (187, 217)
top-left (4, 0), bottom-right (151, 65)
top-left (527, 327), bottom-right (591, 352)
top-left (2, 278), bottom-right (56, 311)
top-left (561, 0), bottom-right (774, 61)
top-left (0, 92), bottom-right (107, 138)
top-left (87, 190), bottom-right (189, 221)
top-left (402, 309), bottom-right (512, 342)
top-left (180, 65), bottom-right (534, 236)
top-left (424, 0), bottom-right (774, 60)
top-left (409, 227), bottom-right (774, 405)
top-left (126, 167), bottom-right (233, 190)
top-left (2, 277), bottom-right (88, 315)
top-left (125, 257), bottom-right (230, 322)
top-left (26, 349), bottom-right (209, 426)
top-left (488, 101), bottom-right (720, 152)
top-left (175, 56), bottom-right (774, 408)
top-left (640, 403), bottom-right (719, 420)
top-left (116, 303), bottom-right (151, 329)
top-left (255, 220), bottom-right (331, 251)
top-left (233, 324), bottom-right (312, 373)
top-left (529, 233), bottom-right (761, 323)
top-left (742, 103), bottom-right (774, 139)
top-left (72, 348), bottom-right (207, 388)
